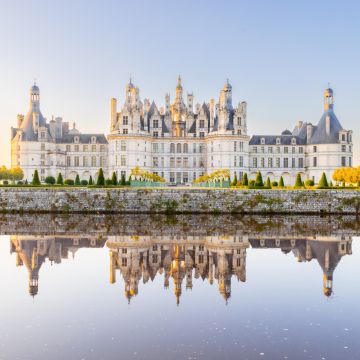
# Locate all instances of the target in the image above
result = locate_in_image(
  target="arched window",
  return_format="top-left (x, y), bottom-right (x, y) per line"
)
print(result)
top-left (177, 143), bottom-right (182, 153)
top-left (170, 143), bottom-right (175, 153)
top-left (183, 143), bottom-right (188, 153)
top-left (291, 138), bottom-right (296, 145)
top-left (261, 138), bottom-right (265, 145)
top-left (276, 138), bottom-right (280, 145)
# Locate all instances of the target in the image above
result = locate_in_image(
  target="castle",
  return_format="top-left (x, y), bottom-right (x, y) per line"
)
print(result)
top-left (11, 79), bottom-right (353, 184)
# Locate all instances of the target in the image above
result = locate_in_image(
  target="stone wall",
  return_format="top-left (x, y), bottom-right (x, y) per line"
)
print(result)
top-left (0, 188), bottom-right (359, 214)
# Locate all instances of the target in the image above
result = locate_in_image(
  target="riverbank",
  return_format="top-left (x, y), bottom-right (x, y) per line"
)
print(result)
top-left (0, 187), bottom-right (359, 214)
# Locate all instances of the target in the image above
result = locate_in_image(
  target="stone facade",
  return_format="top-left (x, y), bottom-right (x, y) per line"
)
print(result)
top-left (0, 188), bottom-right (359, 214)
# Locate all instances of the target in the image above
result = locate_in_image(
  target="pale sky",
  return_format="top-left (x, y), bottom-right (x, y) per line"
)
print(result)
top-left (0, 0), bottom-right (359, 166)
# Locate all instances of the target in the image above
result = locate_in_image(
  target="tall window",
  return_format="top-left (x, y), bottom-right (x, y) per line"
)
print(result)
top-left (313, 157), bottom-right (317, 167)
top-left (66, 156), bottom-right (71, 166)
top-left (253, 157), bottom-right (257, 168)
top-left (170, 143), bottom-right (175, 153)
top-left (341, 145), bottom-right (346, 152)
top-left (153, 157), bottom-right (159, 167)
top-left (41, 143), bottom-right (45, 151)
top-left (183, 157), bottom-right (188, 168)
top-left (234, 141), bottom-right (237, 152)
top-left (261, 157), bottom-right (265, 167)
top-left (183, 143), bottom-right (188, 153)
top-left (83, 156), bottom-right (88, 167)
top-left (292, 158), bottom-right (295, 168)
top-left (121, 141), bottom-right (126, 151)
top-left (239, 142), bottom-right (244, 152)
top-left (177, 143), bottom-right (182, 153)
top-left (75, 156), bottom-right (79, 167)
top-left (176, 157), bottom-right (182, 168)
top-left (121, 155), bottom-right (126, 166)
top-left (284, 147), bottom-right (288, 154)
top-left (284, 158), bottom-right (288, 168)
top-left (313, 146), bottom-right (317, 153)
top-left (199, 120), bottom-right (205, 128)
top-left (268, 158), bottom-right (273, 168)
top-left (341, 156), bottom-right (346, 167)
top-left (170, 172), bottom-right (175, 182)
top-left (299, 147), bottom-right (303, 154)
top-left (123, 116), bottom-right (128, 125)
top-left (299, 158), bottom-right (304, 168)
top-left (276, 158), bottom-right (280, 168)
top-left (92, 144), bottom-right (96, 152)
top-left (237, 117), bottom-right (241, 126)
top-left (83, 145), bottom-right (88, 152)
top-left (239, 156), bottom-right (243, 167)
top-left (91, 156), bottom-right (96, 167)
top-left (193, 143), bottom-right (197, 153)
top-left (123, 129), bottom-right (128, 134)
top-left (66, 145), bottom-right (71, 152)
top-left (170, 157), bottom-right (175, 167)
top-left (100, 156), bottom-right (105, 167)
top-left (153, 119), bottom-right (159, 128)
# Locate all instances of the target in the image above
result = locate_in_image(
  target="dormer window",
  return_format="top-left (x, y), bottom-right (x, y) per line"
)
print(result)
top-left (199, 120), bottom-right (205, 128)
top-left (123, 116), bottom-right (128, 126)
top-left (91, 136), bottom-right (96, 144)
top-left (153, 119), bottom-right (159, 128)
top-left (74, 136), bottom-right (79, 143)
top-left (291, 138), bottom-right (296, 145)
top-left (276, 138), bottom-right (280, 145)
top-left (260, 138), bottom-right (265, 145)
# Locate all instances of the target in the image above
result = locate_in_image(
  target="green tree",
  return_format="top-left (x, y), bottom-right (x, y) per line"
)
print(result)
top-left (279, 176), bottom-right (284, 187)
top-left (75, 174), bottom-right (80, 185)
top-left (265, 177), bottom-right (271, 188)
top-left (242, 172), bottom-right (248, 186)
top-left (45, 176), bottom-right (55, 185)
top-left (97, 168), bottom-right (105, 186)
top-left (254, 171), bottom-right (264, 187)
top-left (56, 173), bottom-right (64, 185)
top-left (89, 175), bottom-right (93, 185)
top-left (318, 172), bottom-right (329, 188)
top-left (32, 170), bottom-right (41, 186)
top-left (9, 167), bottom-right (24, 182)
top-left (329, 180), bottom-right (333, 187)
top-left (120, 173), bottom-right (126, 186)
top-left (232, 173), bottom-right (238, 186)
top-left (111, 172), bottom-right (118, 186)
top-left (294, 173), bottom-right (302, 187)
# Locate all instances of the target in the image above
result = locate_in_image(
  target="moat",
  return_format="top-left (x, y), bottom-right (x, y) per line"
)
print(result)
top-left (0, 214), bottom-right (359, 359)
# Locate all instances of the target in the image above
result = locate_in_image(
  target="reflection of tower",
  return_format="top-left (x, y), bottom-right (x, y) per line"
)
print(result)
top-left (170, 245), bottom-right (186, 305)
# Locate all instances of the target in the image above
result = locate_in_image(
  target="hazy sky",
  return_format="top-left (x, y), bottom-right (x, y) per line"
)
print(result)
top-left (0, 0), bottom-right (359, 166)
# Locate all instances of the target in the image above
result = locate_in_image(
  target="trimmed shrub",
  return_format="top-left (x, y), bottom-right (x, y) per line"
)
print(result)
top-left (294, 173), bottom-right (303, 187)
top-left (329, 181), bottom-right (333, 187)
top-left (17, 181), bottom-right (24, 185)
top-left (265, 177), bottom-right (271, 188)
top-left (64, 179), bottom-right (74, 186)
top-left (318, 172), bottom-right (329, 188)
top-left (45, 176), bottom-right (55, 185)
top-left (89, 175), bottom-right (93, 185)
top-left (243, 173), bottom-right (248, 186)
top-left (271, 181), bottom-right (278, 187)
top-left (232, 173), bottom-right (238, 187)
top-left (105, 178), bottom-right (113, 186)
top-left (279, 176), bottom-right (284, 187)
top-left (32, 170), bottom-right (41, 186)
top-left (75, 174), bottom-right (80, 185)
top-left (56, 173), bottom-right (64, 185)
top-left (80, 180), bottom-right (88, 186)
top-left (97, 168), bottom-right (105, 186)
top-left (3, 180), bottom-right (9, 185)
top-left (254, 171), bottom-right (264, 187)
top-left (305, 179), bottom-right (314, 187)
top-left (120, 174), bottom-right (126, 186)
top-left (111, 172), bottom-right (118, 186)
top-left (248, 179), bottom-right (255, 188)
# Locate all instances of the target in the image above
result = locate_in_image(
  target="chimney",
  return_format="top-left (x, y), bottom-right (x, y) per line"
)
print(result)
top-left (17, 114), bottom-right (24, 128)
top-left (325, 115), bottom-right (331, 136)
top-left (307, 124), bottom-right (313, 140)
top-left (110, 98), bottom-right (117, 131)
top-left (297, 120), bottom-right (303, 129)
top-left (187, 93), bottom-right (193, 112)
top-left (209, 98), bottom-right (215, 129)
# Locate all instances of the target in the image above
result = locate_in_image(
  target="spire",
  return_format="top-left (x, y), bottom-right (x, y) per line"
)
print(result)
top-left (176, 75), bottom-right (182, 90)
top-left (30, 82), bottom-right (40, 110)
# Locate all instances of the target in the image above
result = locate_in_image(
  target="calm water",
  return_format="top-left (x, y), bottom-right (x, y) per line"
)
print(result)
top-left (0, 214), bottom-right (359, 360)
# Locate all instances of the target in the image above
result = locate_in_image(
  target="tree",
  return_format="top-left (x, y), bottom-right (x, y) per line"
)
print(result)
top-left (242, 172), bottom-right (248, 186)
top-left (45, 176), bottom-right (56, 185)
top-left (32, 170), bottom-right (41, 186)
top-left (279, 176), bottom-right (284, 187)
top-left (329, 180), bottom-right (333, 187)
top-left (294, 173), bottom-right (302, 187)
top-left (232, 173), bottom-right (238, 187)
top-left (75, 174), bottom-right (80, 185)
top-left (56, 173), bottom-right (64, 185)
top-left (120, 173), bottom-right (126, 186)
top-left (89, 175), bottom-right (93, 185)
top-left (318, 172), bottom-right (329, 188)
top-left (9, 167), bottom-right (24, 182)
top-left (97, 168), bottom-right (105, 186)
top-left (265, 177), bottom-right (271, 188)
top-left (111, 172), bottom-right (118, 186)
top-left (254, 171), bottom-right (264, 187)
top-left (80, 180), bottom-right (88, 186)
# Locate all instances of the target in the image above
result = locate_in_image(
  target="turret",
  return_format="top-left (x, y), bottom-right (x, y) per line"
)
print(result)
top-left (30, 83), bottom-right (40, 111)
top-left (324, 87), bottom-right (334, 111)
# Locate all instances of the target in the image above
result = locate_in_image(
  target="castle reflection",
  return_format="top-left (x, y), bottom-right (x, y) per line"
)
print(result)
top-left (10, 232), bottom-right (352, 302)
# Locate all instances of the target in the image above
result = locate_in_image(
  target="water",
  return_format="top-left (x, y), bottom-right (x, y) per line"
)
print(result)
top-left (0, 214), bottom-right (359, 360)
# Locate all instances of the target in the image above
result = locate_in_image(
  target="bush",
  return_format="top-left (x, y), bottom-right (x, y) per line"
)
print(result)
top-left (105, 178), bottom-right (113, 186)
top-left (111, 172), bottom-right (118, 186)
top-left (318, 172), bottom-right (329, 188)
top-left (45, 176), bottom-right (56, 185)
top-left (97, 168), bottom-right (105, 186)
top-left (271, 181), bottom-right (278, 187)
top-left (232, 173), bottom-right (238, 187)
top-left (248, 179), bottom-right (255, 188)
top-left (305, 179), bottom-right (314, 187)
top-left (89, 175), bottom-right (93, 185)
top-left (56, 173), bottom-right (64, 185)
top-left (3, 180), bottom-right (9, 185)
top-left (80, 180), bottom-right (88, 186)
top-left (242, 173), bottom-right (248, 186)
top-left (279, 176), bottom-right (284, 187)
top-left (17, 181), bottom-right (23, 185)
top-left (254, 171), bottom-right (264, 187)
top-left (329, 181), bottom-right (333, 187)
top-left (74, 174), bottom-right (80, 185)
top-left (294, 173), bottom-right (303, 187)
top-left (32, 170), bottom-right (41, 186)
top-left (64, 179), bottom-right (74, 186)
top-left (119, 174), bottom-right (126, 186)
top-left (265, 177), bottom-right (271, 189)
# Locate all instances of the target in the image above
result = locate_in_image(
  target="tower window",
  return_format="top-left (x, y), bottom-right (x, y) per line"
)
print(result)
top-left (153, 119), bottom-right (159, 128)
top-left (123, 116), bottom-right (128, 125)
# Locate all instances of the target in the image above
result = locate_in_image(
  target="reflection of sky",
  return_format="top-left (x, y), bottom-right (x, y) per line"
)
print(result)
top-left (0, 236), bottom-right (359, 359)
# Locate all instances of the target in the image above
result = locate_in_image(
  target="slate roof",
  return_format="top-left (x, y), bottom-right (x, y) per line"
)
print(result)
top-left (249, 135), bottom-right (306, 145)
top-left (56, 133), bottom-right (108, 144)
